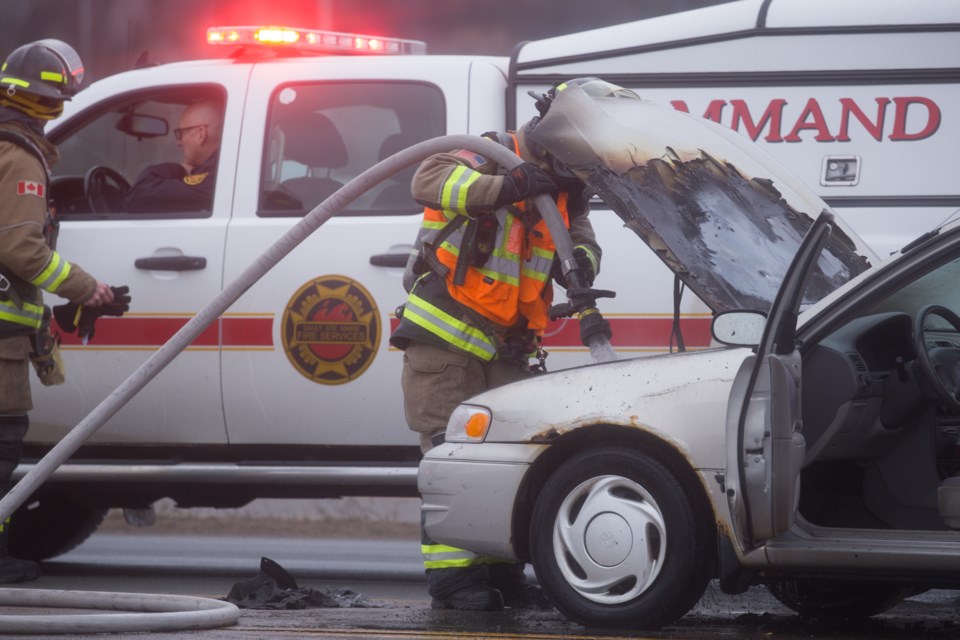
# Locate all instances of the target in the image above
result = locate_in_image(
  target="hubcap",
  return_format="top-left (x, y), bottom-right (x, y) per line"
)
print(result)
top-left (552, 475), bottom-right (666, 605)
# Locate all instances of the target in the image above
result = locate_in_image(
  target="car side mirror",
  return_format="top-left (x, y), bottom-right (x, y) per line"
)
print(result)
top-left (711, 310), bottom-right (767, 347)
top-left (116, 113), bottom-right (169, 139)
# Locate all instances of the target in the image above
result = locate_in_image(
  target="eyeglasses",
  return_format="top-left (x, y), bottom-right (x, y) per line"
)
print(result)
top-left (173, 123), bottom-right (208, 141)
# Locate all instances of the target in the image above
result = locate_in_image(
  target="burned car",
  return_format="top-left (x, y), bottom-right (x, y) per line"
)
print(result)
top-left (418, 82), bottom-right (960, 628)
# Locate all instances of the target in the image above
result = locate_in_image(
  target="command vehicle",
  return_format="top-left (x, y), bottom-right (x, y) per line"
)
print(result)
top-left (12, 0), bottom-right (958, 560)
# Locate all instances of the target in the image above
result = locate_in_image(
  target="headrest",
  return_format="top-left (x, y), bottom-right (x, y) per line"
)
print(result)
top-left (378, 132), bottom-right (422, 162)
top-left (280, 110), bottom-right (347, 168)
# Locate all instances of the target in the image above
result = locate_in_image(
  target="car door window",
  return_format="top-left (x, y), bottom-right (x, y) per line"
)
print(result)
top-left (258, 81), bottom-right (445, 217)
top-left (50, 85), bottom-right (225, 218)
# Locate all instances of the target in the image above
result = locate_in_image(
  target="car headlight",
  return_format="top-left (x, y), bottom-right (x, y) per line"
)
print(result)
top-left (445, 404), bottom-right (491, 443)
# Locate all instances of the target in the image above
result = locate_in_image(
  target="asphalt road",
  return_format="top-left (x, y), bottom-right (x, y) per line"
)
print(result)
top-left (2, 530), bottom-right (959, 639)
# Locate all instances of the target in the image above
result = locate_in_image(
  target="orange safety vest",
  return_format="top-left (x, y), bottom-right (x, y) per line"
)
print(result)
top-left (424, 193), bottom-right (571, 332)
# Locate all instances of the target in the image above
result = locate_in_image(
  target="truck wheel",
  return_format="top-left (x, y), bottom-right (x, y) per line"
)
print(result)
top-left (529, 444), bottom-right (714, 629)
top-left (767, 580), bottom-right (911, 619)
top-left (8, 494), bottom-right (108, 561)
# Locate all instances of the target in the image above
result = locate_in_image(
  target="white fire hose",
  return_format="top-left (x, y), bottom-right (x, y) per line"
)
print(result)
top-left (0, 135), bottom-right (615, 634)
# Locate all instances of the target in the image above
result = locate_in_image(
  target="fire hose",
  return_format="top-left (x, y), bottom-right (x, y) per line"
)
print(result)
top-left (0, 135), bottom-right (615, 634)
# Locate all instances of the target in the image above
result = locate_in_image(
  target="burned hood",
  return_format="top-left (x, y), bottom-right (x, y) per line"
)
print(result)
top-left (525, 83), bottom-right (877, 313)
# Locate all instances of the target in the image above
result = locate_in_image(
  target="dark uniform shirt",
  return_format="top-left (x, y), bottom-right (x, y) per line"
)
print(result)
top-left (123, 154), bottom-right (217, 213)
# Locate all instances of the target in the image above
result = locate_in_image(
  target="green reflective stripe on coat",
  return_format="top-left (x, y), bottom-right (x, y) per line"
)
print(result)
top-left (31, 252), bottom-right (71, 293)
top-left (404, 293), bottom-right (497, 361)
top-left (440, 166), bottom-right (480, 215)
top-left (421, 544), bottom-right (502, 569)
top-left (0, 299), bottom-right (43, 329)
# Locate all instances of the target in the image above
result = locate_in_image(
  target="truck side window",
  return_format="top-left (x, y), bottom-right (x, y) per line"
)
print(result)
top-left (259, 82), bottom-right (445, 217)
top-left (50, 86), bottom-right (225, 218)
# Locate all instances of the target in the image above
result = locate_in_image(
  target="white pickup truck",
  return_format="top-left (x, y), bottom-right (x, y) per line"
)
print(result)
top-left (14, 0), bottom-right (958, 560)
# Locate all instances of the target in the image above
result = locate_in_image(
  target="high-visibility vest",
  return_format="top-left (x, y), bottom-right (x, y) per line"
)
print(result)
top-left (401, 133), bottom-right (572, 359)
top-left (423, 192), bottom-right (570, 331)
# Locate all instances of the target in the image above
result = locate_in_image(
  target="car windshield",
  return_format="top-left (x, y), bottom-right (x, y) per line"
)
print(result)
top-left (526, 83), bottom-right (879, 313)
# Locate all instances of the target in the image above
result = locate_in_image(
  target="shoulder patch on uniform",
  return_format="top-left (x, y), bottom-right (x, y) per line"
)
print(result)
top-left (453, 149), bottom-right (486, 169)
top-left (16, 181), bottom-right (44, 198)
top-left (183, 172), bottom-right (208, 186)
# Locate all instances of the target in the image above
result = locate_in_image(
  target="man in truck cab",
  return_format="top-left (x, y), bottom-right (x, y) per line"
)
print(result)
top-left (0, 39), bottom-right (126, 582)
top-left (123, 99), bottom-right (222, 213)
top-left (391, 78), bottom-right (606, 611)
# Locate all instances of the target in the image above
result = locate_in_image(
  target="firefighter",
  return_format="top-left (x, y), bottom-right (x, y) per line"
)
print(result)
top-left (123, 99), bottom-right (222, 213)
top-left (0, 39), bottom-right (127, 582)
top-left (390, 79), bottom-right (605, 611)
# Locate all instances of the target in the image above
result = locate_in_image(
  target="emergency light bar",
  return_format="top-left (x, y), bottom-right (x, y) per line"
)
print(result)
top-left (206, 26), bottom-right (427, 55)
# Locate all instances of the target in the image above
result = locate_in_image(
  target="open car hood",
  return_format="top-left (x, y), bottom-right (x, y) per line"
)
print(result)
top-left (525, 83), bottom-right (877, 313)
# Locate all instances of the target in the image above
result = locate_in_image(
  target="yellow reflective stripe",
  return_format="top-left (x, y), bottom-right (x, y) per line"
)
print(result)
top-left (422, 544), bottom-right (501, 569)
top-left (440, 166), bottom-right (480, 214)
top-left (0, 299), bottom-right (44, 329)
top-left (575, 244), bottom-right (599, 275)
top-left (40, 71), bottom-right (65, 84)
top-left (31, 252), bottom-right (72, 293)
top-left (405, 294), bottom-right (496, 360)
top-left (0, 78), bottom-right (29, 88)
top-left (521, 267), bottom-right (550, 283)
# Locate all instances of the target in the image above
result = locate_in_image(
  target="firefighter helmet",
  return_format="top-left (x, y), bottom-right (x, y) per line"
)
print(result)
top-left (0, 39), bottom-right (85, 102)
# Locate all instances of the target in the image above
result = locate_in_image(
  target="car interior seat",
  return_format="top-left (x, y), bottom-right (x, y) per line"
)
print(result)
top-left (277, 111), bottom-right (348, 210)
top-left (371, 132), bottom-right (421, 209)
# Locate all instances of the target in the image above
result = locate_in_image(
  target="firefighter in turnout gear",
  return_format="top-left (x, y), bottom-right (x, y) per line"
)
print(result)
top-left (0, 39), bottom-right (128, 582)
top-left (391, 79), bottom-right (603, 611)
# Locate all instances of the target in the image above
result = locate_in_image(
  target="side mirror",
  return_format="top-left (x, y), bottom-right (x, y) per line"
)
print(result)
top-left (116, 113), bottom-right (168, 139)
top-left (712, 310), bottom-right (767, 347)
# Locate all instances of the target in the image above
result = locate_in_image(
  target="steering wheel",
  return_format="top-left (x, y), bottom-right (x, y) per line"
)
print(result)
top-left (914, 304), bottom-right (960, 413)
top-left (84, 166), bottom-right (130, 213)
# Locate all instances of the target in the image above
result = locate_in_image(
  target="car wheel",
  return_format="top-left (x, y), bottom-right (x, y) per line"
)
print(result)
top-left (8, 494), bottom-right (109, 561)
top-left (529, 444), bottom-right (714, 629)
top-left (767, 579), bottom-right (912, 619)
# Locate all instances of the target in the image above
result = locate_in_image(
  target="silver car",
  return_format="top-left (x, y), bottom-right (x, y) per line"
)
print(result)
top-left (418, 85), bottom-right (960, 628)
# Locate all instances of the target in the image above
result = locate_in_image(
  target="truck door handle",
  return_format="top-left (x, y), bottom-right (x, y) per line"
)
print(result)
top-left (135, 256), bottom-right (207, 271)
top-left (369, 253), bottom-right (409, 268)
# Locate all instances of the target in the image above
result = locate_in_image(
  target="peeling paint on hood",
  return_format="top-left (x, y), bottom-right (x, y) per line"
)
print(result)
top-left (525, 82), bottom-right (877, 313)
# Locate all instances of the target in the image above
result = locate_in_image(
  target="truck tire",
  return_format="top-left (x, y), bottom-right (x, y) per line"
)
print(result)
top-left (8, 494), bottom-right (108, 561)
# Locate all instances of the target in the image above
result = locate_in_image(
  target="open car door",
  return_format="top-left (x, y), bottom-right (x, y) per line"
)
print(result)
top-left (724, 212), bottom-right (836, 550)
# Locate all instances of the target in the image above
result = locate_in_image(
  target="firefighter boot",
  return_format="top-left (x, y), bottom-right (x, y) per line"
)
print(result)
top-left (427, 565), bottom-right (503, 611)
top-left (0, 415), bottom-right (39, 584)
top-left (489, 562), bottom-right (552, 610)
top-left (430, 583), bottom-right (504, 611)
top-left (0, 524), bottom-right (38, 584)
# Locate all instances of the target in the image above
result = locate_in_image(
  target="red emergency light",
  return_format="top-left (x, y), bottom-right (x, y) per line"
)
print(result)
top-left (206, 26), bottom-right (426, 55)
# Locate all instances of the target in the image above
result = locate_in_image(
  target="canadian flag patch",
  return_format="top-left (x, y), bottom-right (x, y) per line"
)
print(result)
top-left (17, 181), bottom-right (44, 198)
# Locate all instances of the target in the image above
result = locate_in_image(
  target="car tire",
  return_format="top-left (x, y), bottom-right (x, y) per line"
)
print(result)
top-left (767, 579), bottom-right (911, 619)
top-left (9, 494), bottom-right (109, 561)
top-left (529, 444), bottom-right (714, 629)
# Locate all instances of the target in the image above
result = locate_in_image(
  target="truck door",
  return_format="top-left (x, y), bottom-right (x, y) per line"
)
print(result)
top-left (222, 62), bottom-right (456, 447)
top-left (29, 74), bottom-right (247, 446)
top-left (724, 213), bottom-right (835, 549)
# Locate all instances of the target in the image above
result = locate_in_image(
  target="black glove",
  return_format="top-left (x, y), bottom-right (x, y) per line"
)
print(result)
top-left (552, 246), bottom-right (597, 288)
top-left (495, 163), bottom-right (557, 207)
top-left (53, 285), bottom-right (131, 342)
